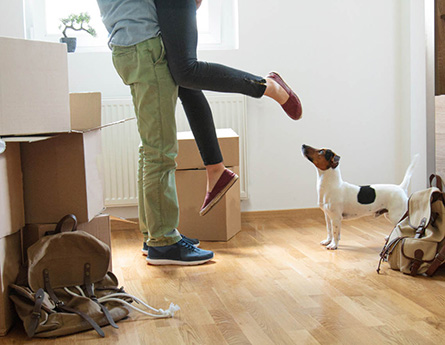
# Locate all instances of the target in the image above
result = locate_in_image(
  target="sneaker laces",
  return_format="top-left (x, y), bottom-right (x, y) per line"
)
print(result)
top-left (64, 285), bottom-right (180, 318)
top-left (179, 239), bottom-right (199, 252)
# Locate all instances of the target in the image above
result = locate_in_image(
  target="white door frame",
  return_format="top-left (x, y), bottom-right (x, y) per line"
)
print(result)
top-left (425, 0), bottom-right (436, 178)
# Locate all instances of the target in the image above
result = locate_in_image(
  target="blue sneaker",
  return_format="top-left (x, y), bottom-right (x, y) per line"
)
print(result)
top-left (146, 239), bottom-right (214, 266)
top-left (141, 234), bottom-right (200, 256)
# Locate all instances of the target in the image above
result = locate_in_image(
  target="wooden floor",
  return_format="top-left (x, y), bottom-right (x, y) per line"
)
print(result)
top-left (3, 210), bottom-right (445, 345)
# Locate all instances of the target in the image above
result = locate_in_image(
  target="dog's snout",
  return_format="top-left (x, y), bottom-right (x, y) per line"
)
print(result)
top-left (302, 144), bottom-right (307, 150)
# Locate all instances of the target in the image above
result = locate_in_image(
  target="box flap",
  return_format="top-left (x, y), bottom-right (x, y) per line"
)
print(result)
top-left (0, 118), bottom-right (133, 142)
top-left (1, 136), bottom-right (54, 143)
top-left (73, 117), bottom-right (136, 133)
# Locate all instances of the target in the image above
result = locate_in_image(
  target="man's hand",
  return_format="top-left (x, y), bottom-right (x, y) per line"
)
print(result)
top-left (196, 0), bottom-right (203, 10)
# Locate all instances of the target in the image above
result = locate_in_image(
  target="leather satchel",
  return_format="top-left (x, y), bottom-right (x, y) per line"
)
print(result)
top-left (378, 175), bottom-right (445, 276)
top-left (9, 214), bottom-right (179, 338)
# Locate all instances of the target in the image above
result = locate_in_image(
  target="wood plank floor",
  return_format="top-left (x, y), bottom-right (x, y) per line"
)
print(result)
top-left (3, 210), bottom-right (445, 345)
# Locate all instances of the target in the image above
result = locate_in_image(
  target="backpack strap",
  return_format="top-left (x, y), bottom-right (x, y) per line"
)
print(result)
top-left (43, 269), bottom-right (105, 338)
top-left (426, 245), bottom-right (445, 276)
top-left (83, 263), bottom-right (119, 329)
top-left (377, 237), bottom-right (405, 274)
top-left (44, 214), bottom-right (78, 236)
top-left (27, 288), bottom-right (45, 337)
top-left (410, 249), bottom-right (425, 276)
top-left (429, 174), bottom-right (444, 191)
top-left (414, 218), bottom-right (428, 239)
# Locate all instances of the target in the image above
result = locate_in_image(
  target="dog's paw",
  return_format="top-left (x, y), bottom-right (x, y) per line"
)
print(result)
top-left (320, 238), bottom-right (332, 246)
top-left (326, 242), bottom-right (338, 250)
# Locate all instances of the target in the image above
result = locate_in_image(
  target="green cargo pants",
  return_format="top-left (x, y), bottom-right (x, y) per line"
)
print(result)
top-left (112, 37), bottom-right (182, 247)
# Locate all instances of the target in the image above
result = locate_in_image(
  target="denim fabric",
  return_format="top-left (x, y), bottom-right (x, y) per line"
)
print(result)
top-left (155, 0), bottom-right (266, 167)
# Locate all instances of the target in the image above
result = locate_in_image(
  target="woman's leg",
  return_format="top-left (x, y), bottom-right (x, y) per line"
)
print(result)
top-left (155, 0), bottom-right (297, 108)
top-left (155, 0), bottom-right (301, 212)
top-left (155, 0), bottom-right (267, 98)
top-left (178, 87), bottom-right (226, 192)
top-left (178, 87), bottom-right (222, 166)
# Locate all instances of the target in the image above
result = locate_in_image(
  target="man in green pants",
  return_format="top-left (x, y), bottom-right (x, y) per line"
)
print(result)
top-left (97, 0), bottom-right (214, 265)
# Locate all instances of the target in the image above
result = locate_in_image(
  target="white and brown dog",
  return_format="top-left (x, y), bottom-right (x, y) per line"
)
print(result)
top-left (301, 144), bottom-right (418, 250)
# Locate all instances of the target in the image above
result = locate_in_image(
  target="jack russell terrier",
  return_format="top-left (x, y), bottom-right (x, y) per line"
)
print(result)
top-left (301, 144), bottom-right (418, 250)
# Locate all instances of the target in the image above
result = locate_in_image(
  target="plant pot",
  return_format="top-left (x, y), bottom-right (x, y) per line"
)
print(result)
top-left (59, 37), bottom-right (77, 53)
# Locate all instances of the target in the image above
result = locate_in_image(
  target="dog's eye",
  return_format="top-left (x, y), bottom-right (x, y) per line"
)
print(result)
top-left (318, 150), bottom-right (323, 154)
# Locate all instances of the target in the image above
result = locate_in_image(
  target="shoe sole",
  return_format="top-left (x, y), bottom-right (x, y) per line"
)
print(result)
top-left (199, 174), bottom-right (239, 216)
top-left (146, 257), bottom-right (213, 266)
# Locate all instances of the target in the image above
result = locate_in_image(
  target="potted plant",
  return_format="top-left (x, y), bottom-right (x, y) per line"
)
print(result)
top-left (59, 12), bottom-right (97, 53)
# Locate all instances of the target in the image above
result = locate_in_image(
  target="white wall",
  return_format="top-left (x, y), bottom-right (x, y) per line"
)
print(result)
top-left (0, 0), bottom-right (25, 38)
top-left (6, 0), bottom-right (430, 215)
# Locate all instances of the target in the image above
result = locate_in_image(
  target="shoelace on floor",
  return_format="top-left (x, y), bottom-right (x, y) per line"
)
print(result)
top-left (64, 285), bottom-right (180, 318)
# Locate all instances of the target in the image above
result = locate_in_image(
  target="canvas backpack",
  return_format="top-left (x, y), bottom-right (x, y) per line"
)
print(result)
top-left (377, 175), bottom-right (445, 276)
top-left (9, 214), bottom-right (179, 338)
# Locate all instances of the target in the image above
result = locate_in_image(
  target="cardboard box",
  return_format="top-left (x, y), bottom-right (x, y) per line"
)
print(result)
top-left (0, 230), bottom-right (21, 336)
top-left (22, 214), bottom-right (112, 270)
top-left (0, 37), bottom-right (70, 136)
top-left (0, 143), bottom-right (24, 238)
top-left (176, 167), bottom-right (241, 241)
top-left (20, 130), bottom-right (104, 224)
top-left (176, 128), bottom-right (239, 170)
top-left (70, 92), bottom-right (102, 131)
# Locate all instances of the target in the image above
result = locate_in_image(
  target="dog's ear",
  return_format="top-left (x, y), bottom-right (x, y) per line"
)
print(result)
top-left (331, 154), bottom-right (341, 169)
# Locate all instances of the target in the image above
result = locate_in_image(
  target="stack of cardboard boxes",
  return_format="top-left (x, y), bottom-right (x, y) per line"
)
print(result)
top-left (0, 37), bottom-right (112, 335)
top-left (176, 129), bottom-right (241, 241)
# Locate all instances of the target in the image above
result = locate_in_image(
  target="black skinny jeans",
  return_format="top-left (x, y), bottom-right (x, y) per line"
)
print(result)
top-left (155, 0), bottom-right (267, 165)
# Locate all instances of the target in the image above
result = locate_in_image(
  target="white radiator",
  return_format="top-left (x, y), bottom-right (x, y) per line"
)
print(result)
top-left (101, 94), bottom-right (248, 207)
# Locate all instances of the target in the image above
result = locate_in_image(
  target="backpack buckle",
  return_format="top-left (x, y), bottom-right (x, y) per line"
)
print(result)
top-left (414, 218), bottom-right (427, 239)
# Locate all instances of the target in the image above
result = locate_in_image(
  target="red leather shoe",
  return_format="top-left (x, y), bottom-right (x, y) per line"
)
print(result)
top-left (200, 169), bottom-right (239, 216)
top-left (267, 72), bottom-right (302, 120)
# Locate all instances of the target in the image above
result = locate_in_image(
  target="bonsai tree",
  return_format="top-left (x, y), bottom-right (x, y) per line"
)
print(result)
top-left (59, 12), bottom-right (97, 52)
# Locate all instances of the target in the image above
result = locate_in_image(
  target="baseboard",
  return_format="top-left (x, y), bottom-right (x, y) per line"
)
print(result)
top-left (241, 208), bottom-right (324, 221)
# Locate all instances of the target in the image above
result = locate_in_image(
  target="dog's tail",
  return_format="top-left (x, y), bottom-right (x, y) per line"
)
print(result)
top-left (399, 154), bottom-right (419, 194)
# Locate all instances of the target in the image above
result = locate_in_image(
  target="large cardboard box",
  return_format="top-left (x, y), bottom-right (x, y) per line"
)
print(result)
top-left (0, 231), bottom-right (21, 336)
top-left (176, 167), bottom-right (241, 241)
top-left (176, 128), bottom-right (239, 170)
top-left (0, 143), bottom-right (24, 238)
top-left (20, 130), bottom-right (105, 224)
top-left (0, 37), bottom-right (70, 136)
top-left (0, 142), bottom-right (24, 336)
top-left (22, 214), bottom-right (112, 270)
